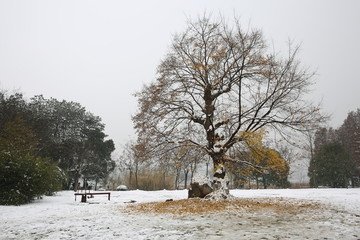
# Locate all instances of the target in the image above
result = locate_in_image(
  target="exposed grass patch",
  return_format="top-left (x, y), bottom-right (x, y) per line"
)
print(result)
top-left (126, 198), bottom-right (319, 215)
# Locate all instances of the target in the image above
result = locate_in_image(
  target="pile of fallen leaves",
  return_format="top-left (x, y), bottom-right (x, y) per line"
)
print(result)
top-left (126, 197), bottom-right (319, 215)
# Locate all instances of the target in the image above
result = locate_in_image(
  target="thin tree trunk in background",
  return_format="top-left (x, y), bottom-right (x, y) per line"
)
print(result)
top-left (74, 167), bottom-right (81, 192)
top-left (175, 168), bottom-right (180, 190)
top-left (263, 175), bottom-right (267, 189)
top-left (184, 169), bottom-right (189, 189)
top-left (163, 171), bottom-right (166, 189)
top-left (128, 170), bottom-right (133, 189)
top-left (135, 164), bottom-right (139, 189)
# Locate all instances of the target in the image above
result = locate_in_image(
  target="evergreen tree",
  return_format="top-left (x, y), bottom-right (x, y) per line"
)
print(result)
top-left (0, 92), bottom-right (115, 193)
top-left (309, 142), bottom-right (352, 188)
top-left (337, 109), bottom-right (360, 186)
top-left (310, 111), bottom-right (360, 187)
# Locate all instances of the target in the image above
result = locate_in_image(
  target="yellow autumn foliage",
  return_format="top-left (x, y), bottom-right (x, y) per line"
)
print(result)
top-left (234, 130), bottom-right (289, 183)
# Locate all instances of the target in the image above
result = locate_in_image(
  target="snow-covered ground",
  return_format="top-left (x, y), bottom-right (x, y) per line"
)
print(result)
top-left (1, 188), bottom-right (359, 240)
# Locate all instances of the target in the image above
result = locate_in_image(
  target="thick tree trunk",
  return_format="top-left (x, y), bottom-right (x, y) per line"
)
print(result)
top-left (211, 152), bottom-right (227, 190)
top-left (188, 152), bottom-right (231, 199)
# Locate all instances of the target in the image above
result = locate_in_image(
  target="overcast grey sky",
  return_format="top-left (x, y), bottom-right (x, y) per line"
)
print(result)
top-left (1, 0), bottom-right (359, 154)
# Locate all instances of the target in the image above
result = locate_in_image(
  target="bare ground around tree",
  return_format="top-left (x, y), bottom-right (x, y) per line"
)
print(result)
top-left (125, 197), bottom-right (360, 240)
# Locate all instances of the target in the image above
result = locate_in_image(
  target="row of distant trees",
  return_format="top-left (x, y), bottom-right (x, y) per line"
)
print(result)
top-left (0, 92), bottom-right (115, 205)
top-left (309, 109), bottom-right (360, 188)
top-left (117, 139), bottom-right (207, 190)
top-left (117, 129), bottom-right (291, 191)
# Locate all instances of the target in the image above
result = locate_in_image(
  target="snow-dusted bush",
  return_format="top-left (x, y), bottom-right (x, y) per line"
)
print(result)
top-left (0, 153), bottom-right (63, 205)
top-left (0, 117), bottom-right (64, 205)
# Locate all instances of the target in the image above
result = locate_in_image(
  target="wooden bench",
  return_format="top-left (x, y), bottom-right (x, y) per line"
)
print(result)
top-left (74, 192), bottom-right (111, 203)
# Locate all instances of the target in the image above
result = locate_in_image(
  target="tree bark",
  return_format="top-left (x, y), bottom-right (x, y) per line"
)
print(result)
top-left (214, 154), bottom-right (234, 199)
top-left (211, 152), bottom-right (227, 190)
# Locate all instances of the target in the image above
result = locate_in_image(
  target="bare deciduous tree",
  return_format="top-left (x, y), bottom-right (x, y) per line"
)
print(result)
top-left (118, 140), bottom-right (148, 189)
top-left (133, 15), bottom-right (325, 193)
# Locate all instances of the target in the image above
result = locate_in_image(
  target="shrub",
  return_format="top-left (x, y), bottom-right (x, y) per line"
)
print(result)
top-left (0, 117), bottom-right (64, 205)
top-left (0, 152), bottom-right (63, 205)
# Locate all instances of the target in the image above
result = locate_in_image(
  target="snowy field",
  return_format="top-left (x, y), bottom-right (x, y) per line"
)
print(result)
top-left (1, 188), bottom-right (360, 240)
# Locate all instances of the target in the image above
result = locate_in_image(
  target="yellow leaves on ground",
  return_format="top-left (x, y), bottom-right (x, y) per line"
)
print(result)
top-left (126, 198), bottom-right (318, 215)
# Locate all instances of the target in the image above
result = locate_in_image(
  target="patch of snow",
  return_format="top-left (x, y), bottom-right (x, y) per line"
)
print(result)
top-left (0, 188), bottom-right (359, 239)
top-left (204, 189), bottom-right (237, 201)
top-left (213, 146), bottom-right (221, 152)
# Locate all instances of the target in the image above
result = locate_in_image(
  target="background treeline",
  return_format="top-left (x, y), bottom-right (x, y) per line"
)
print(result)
top-left (116, 130), bottom-right (291, 191)
top-left (0, 92), bottom-right (115, 205)
top-left (309, 109), bottom-right (360, 188)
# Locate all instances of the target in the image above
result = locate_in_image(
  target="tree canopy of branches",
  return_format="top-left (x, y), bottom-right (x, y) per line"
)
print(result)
top-left (133, 15), bottom-right (324, 185)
